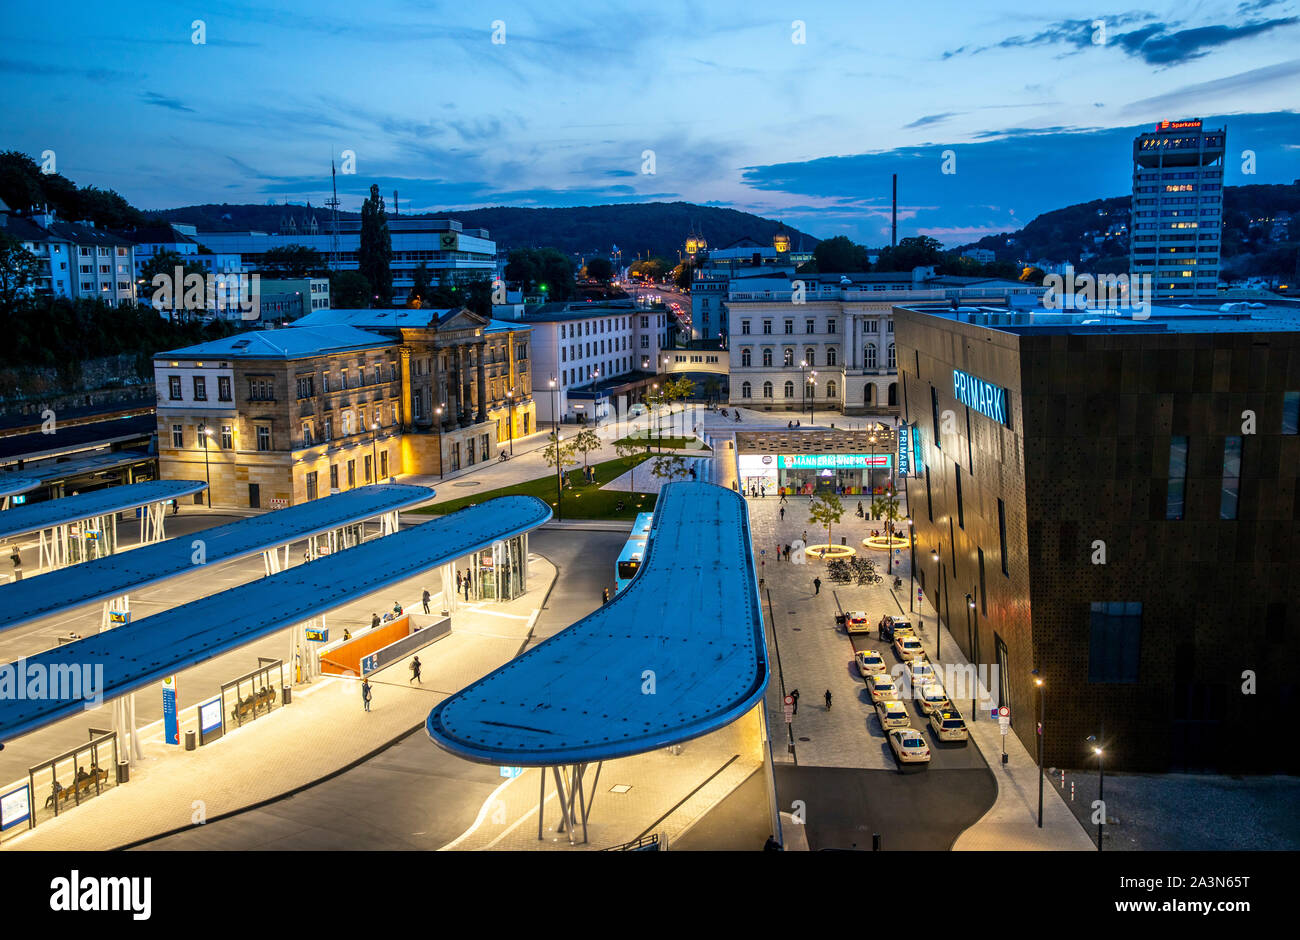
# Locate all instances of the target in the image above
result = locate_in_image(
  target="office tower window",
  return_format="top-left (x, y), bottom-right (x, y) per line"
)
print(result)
top-left (1088, 602), bottom-right (1142, 683)
top-left (1220, 436), bottom-right (1242, 519)
top-left (1283, 391), bottom-right (1300, 434)
top-left (925, 466), bottom-right (933, 522)
top-left (931, 386), bottom-right (942, 449)
top-left (997, 498), bottom-right (1008, 575)
top-left (1166, 435), bottom-right (1188, 519)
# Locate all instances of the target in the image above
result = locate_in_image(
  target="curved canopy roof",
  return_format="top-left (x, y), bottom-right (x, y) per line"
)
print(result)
top-left (0, 496), bottom-right (551, 745)
top-left (426, 482), bottom-right (767, 766)
top-left (0, 480), bottom-right (207, 542)
top-left (0, 483), bottom-right (434, 634)
top-left (0, 474), bottom-right (44, 500)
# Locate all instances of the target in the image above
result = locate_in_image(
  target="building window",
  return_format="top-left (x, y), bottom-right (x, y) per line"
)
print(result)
top-left (1284, 391), bottom-right (1300, 435)
top-left (1166, 435), bottom-right (1188, 519)
top-left (380, 450), bottom-right (389, 479)
top-left (218, 376), bottom-right (232, 402)
top-left (171, 424), bottom-right (183, 448)
top-left (364, 454), bottom-right (372, 483)
top-left (220, 425), bottom-right (232, 449)
top-left (827, 319), bottom-right (836, 334)
top-left (193, 376), bottom-right (207, 401)
top-left (887, 343), bottom-right (896, 369)
top-left (784, 380), bottom-right (794, 398)
top-left (347, 460), bottom-right (356, 488)
top-left (302, 423), bottom-right (313, 446)
top-left (827, 348), bottom-right (837, 366)
top-left (329, 464), bottom-right (338, 491)
top-left (741, 320), bottom-right (750, 335)
top-left (784, 319), bottom-right (793, 334)
top-left (168, 375), bottom-right (182, 400)
top-left (805, 319), bottom-right (815, 334)
top-left (1088, 602), bottom-right (1142, 683)
top-left (1220, 436), bottom-right (1242, 520)
top-left (931, 386), bottom-right (942, 449)
top-left (248, 379), bottom-right (274, 401)
top-left (997, 498), bottom-right (1008, 575)
top-left (865, 345), bottom-right (877, 369)
top-left (888, 382), bottom-right (898, 407)
top-left (640, 335), bottom-right (649, 349)
top-left (978, 548), bottom-right (987, 614)
top-left (762, 320), bottom-right (772, 334)
top-left (783, 349), bottom-right (794, 366)
top-left (804, 349), bottom-right (815, 367)
top-left (762, 349), bottom-right (772, 367)
top-left (763, 381), bottom-right (773, 399)
top-left (925, 466), bottom-right (933, 522)
top-left (306, 471), bottom-right (318, 501)
top-left (741, 349), bottom-right (751, 367)
top-left (826, 380), bottom-right (836, 399)
top-left (741, 381), bottom-right (752, 398)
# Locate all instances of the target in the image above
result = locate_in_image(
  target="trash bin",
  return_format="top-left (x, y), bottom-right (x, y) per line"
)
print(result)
top-left (116, 761), bottom-right (129, 784)
top-left (184, 730), bottom-right (196, 751)
top-left (281, 685), bottom-right (292, 705)
top-left (841, 536), bottom-right (846, 545)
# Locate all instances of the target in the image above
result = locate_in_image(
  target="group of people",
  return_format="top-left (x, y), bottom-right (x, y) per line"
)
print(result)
top-left (785, 419), bottom-right (803, 429)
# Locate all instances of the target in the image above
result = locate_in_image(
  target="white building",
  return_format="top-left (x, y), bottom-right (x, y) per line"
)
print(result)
top-left (0, 207), bottom-right (136, 305)
top-left (727, 271), bottom-right (1045, 417)
top-left (125, 222), bottom-right (252, 319)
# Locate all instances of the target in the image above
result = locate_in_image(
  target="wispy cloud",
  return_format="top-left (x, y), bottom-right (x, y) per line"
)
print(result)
top-left (140, 91), bottom-right (196, 113)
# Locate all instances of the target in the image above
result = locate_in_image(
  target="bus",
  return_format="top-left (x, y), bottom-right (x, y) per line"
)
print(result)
top-left (615, 512), bottom-right (654, 593)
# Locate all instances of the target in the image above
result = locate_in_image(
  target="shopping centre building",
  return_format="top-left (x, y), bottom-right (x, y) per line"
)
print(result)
top-left (735, 427), bottom-right (903, 497)
top-left (895, 300), bottom-right (1300, 773)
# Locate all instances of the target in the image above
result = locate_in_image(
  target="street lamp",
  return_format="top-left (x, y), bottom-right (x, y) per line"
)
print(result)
top-left (906, 516), bottom-right (915, 613)
top-left (549, 376), bottom-right (563, 521)
top-left (370, 422), bottom-right (379, 484)
top-left (506, 389), bottom-right (515, 456)
top-left (930, 544), bottom-right (941, 658)
top-left (1033, 671), bottom-right (1045, 826)
top-left (197, 423), bottom-right (213, 507)
top-left (966, 591), bottom-right (977, 719)
top-left (1086, 735), bottom-right (1104, 851)
top-left (435, 407), bottom-right (444, 480)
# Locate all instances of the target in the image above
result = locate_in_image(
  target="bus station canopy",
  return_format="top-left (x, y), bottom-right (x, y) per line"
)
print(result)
top-left (0, 495), bottom-right (551, 745)
top-left (0, 480), bottom-right (207, 543)
top-left (426, 482), bottom-right (768, 766)
top-left (0, 483), bottom-right (434, 634)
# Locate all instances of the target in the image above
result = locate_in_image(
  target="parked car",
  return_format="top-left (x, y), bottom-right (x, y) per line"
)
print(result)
top-left (906, 660), bottom-right (939, 687)
top-left (855, 649), bottom-right (887, 677)
top-left (838, 611), bottom-right (872, 634)
top-left (930, 707), bottom-right (969, 742)
top-left (917, 682), bottom-right (949, 715)
top-left (894, 633), bottom-right (926, 661)
top-left (867, 673), bottom-right (900, 703)
top-left (879, 615), bottom-right (914, 642)
top-left (875, 699), bottom-right (910, 729)
top-left (887, 727), bottom-right (931, 766)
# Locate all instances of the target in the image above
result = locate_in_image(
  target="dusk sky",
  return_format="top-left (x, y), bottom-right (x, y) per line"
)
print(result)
top-left (4, 0), bottom-right (1300, 246)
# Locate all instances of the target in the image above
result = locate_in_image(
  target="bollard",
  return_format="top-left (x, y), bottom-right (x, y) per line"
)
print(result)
top-left (872, 833), bottom-right (881, 851)
top-left (1070, 782), bottom-right (1075, 801)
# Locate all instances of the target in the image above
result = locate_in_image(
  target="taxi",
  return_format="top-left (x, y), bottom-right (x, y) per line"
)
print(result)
top-left (867, 673), bottom-right (900, 703)
top-left (855, 649), bottom-right (887, 677)
top-left (888, 727), bottom-right (931, 765)
top-left (840, 611), bottom-right (872, 634)
top-left (917, 682), bottom-right (950, 715)
top-left (930, 707), bottom-right (970, 742)
top-left (874, 699), bottom-right (910, 729)
top-left (894, 633), bottom-right (926, 661)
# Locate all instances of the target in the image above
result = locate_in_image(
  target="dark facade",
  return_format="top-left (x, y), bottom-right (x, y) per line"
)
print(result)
top-left (896, 304), bottom-right (1300, 773)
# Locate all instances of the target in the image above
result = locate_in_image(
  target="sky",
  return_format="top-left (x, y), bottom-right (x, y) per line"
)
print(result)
top-left (3, 0), bottom-right (1299, 247)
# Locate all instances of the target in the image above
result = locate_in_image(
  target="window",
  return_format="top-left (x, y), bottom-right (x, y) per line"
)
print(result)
top-left (329, 464), bottom-right (338, 491)
top-left (784, 380), bottom-right (795, 398)
top-left (806, 319), bottom-right (815, 334)
top-left (641, 316), bottom-right (649, 328)
top-left (741, 320), bottom-right (750, 335)
top-left (827, 319), bottom-right (836, 334)
top-left (865, 345), bottom-right (877, 368)
top-left (741, 381), bottom-right (752, 398)
top-left (256, 426), bottom-right (271, 451)
top-left (784, 319), bottom-right (793, 334)
top-left (640, 335), bottom-right (649, 349)
top-left (827, 348), bottom-right (837, 366)
top-left (306, 471), bottom-right (318, 501)
top-left (323, 416), bottom-right (332, 441)
top-left (220, 425), bottom-right (232, 449)
top-left (931, 386), bottom-right (942, 449)
top-left (783, 349), bottom-right (794, 366)
top-left (1166, 436), bottom-right (1188, 519)
top-left (364, 454), bottom-right (372, 483)
top-left (997, 498), bottom-right (1008, 575)
top-left (1284, 391), bottom-right (1300, 434)
top-left (763, 381), bottom-right (773, 399)
top-left (193, 376), bottom-right (207, 401)
top-left (248, 378), bottom-right (274, 401)
top-left (168, 375), bottom-right (182, 400)
top-left (888, 382), bottom-right (898, 407)
top-left (1220, 436), bottom-right (1242, 519)
top-left (171, 424), bottom-right (183, 448)
top-left (762, 320), bottom-right (772, 334)
top-left (1088, 602), bottom-right (1142, 683)
top-left (978, 548), bottom-right (987, 614)
top-left (296, 376), bottom-right (314, 399)
top-left (804, 349), bottom-right (815, 367)
top-left (347, 460), bottom-right (356, 488)
top-left (925, 466), bottom-right (933, 522)
top-left (218, 376), bottom-right (232, 402)
top-left (826, 380), bottom-right (836, 398)
top-left (887, 343), bottom-right (896, 369)
top-left (302, 423), bottom-right (313, 446)
top-left (380, 451), bottom-right (389, 479)
top-left (762, 349), bottom-right (772, 367)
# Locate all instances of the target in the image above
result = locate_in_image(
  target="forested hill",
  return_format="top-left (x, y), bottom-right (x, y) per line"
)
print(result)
top-left (151, 201), bottom-right (819, 260)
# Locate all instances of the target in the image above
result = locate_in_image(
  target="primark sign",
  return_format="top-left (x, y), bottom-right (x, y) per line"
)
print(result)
top-left (953, 369), bottom-right (1009, 426)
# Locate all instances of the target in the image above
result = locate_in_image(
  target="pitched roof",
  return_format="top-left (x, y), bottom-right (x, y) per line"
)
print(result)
top-left (156, 325), bottom-right (393, 360)
top-left (291, 307), bottom-right (456, 330)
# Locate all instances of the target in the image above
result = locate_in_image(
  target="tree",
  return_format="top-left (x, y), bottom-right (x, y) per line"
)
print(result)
top-left (585, 257), bottom-right (613, 282)
top-left (672, 258), bottom-right (695, 291)
top-left (505, 248), bottom-right (577, 301)
top-left (358, 184), bottom-right (392, 306)
top-left (330, 270), bottom-right (371, 308)
top-left (138, 250), bottom-right (210, 321)
top-left (0, 234), bottom-right (41, 312)
top-left (614, 436), bottom-right (649, 491)
top-left (870, 492), bottom-right (901, 574)
top-left (809, 235), bottom-right (871, 273)
top-left (541, 430), bottom-right (577, 472)
top-left (408, 262), bottom-right (431, 307)
top-left (876, 235), bottom-right (943, 272)
top-left (570, 427), bottom-right (602, 469)
top-left (261, 245), bottom-right (322, 278)
top-left (808, 492), bottom-right (845, 549)
top-left (649, 454), bottom-right (690, 485)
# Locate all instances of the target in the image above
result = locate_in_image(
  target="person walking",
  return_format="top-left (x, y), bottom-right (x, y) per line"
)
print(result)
top-left (463, 574), bottom-right (471, 601)
top-left (422, 589), bottom-right (431, 614)
top-left (362, 679), bottom-right (372, 712)
top-left (784, 544), bottom-right (791, 561)
top-left (801, 530), bottom-right (807, 543)
top-left (857, 500), bottom-right (864, 518)
top-left (824, 689), bottom-right (833, 711)
top-left (813, 576), bottom-right (822, 595)
top-left (779, 506), bottom-right (785, 521)
top-left (456, 569), bottom-right (463, 593)
top-left (790, 688), bottom-right (800, 715)
top-left (410, 656), bottom-right (422, 684)
top-left (9, 546), bottom-right (21, 582)
top-left (371, 612), bottom-right (380, 629)
top-left (780, 491), bottom-right (787, 504)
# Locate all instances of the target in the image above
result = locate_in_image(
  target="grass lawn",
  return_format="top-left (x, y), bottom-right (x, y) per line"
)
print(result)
top-left (414, 452), bottom-right (659, 521)
top-left (613, 433), bottom-right (710, 451)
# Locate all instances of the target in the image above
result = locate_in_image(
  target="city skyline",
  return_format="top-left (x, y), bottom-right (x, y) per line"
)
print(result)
top-left (3, 0), bottom-right (1300, 246)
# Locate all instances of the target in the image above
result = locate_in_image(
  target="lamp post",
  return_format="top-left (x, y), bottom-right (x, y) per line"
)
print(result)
top-left (506, 389), bottom-right (515, 456)
top-left (1033, 671), bottom-right (1045, 827)
top-left (370, 422), bottom-right (379, 484)
top-left (1087, 735), bottom-right (1104, 851)
top-left (435, 407), bottom-right (444, 481)
top-left (651, 383), bottom-right (660, 453)
top-left (906, 516), bottom-right (915, 613)
top-left (966, 591), bottom-right (977, 720)
top-left (198, 423), bottom-right (213, 507)
top-left (809, 370), bottom-right (817, 425)
top-left (549, 377), bottom-right (563, 521)
top-left (930, 544), bottom-right (941, 658)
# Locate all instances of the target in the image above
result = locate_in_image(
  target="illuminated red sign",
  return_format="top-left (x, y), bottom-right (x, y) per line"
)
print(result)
top-left (1158, 120), bottom-right (1202, 130)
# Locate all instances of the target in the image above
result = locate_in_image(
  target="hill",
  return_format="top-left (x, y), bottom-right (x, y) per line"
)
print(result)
top-left (150, 201), bottom-right (818, 260)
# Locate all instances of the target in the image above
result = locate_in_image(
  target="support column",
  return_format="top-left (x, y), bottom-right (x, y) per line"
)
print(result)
top-left (476, 341), bottom-right (488, 423)
top-left (102, 596), bottom-right (143, 764)
top-left (454, 345), bottom-right (466, 424)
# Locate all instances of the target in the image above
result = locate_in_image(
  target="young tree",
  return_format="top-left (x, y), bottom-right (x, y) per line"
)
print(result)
top-left (358, 183), bottom-right (392, 306)
top-left (614, 436), bottom-right (647, 491)
top-left (542, 431), bottom-right (578, 480)
top-left (870, 492), bottom-right (902, 574)
top-left (649, 454), bottom-right (690, 485)
top-left (808, 492), bottom-right (845, 549)
top-left (138, 250), bottom-right (210, 321)
top-left (570, 427), bottom-right (602, 470)
top-left (330, 270), bottom-right (371, 309)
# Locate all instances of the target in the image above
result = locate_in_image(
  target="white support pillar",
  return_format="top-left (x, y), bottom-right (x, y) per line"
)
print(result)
top-left (262, 547), bottom-right (282, 577)
top-left (288, 618), bottom-right (321, 685)
top-left (101, 595), bottom-right (144, 764)
top-left (440, 562), bottom-right (455, 615)
top-left (380, 509), bottom-right (398, 536)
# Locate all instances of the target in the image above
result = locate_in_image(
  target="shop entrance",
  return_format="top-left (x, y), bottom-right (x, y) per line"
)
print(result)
top-left (465, 534), bottom-right (529, 602)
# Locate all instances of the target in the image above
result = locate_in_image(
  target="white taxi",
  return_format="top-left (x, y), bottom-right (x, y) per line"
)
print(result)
top-left (867, 673), bottom-right (900, 703)
top-left (917, 682), bottom-right (950, 715)
top-left (874, 699), bottom-right (910, 729)
top-left (887, 727), bottom-right (931, 765)
top-left (930, 707), bottom-right (969, 742)
top-left (855, 650), bottom-right (887, 677)
top-left (906, 659), bottom-right (939, 688)
top-left (894, 633), bottom-right (926, 661)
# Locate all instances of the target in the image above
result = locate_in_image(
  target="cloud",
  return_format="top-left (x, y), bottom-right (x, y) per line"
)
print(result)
top-left (1121, 58), bottom-right (1300, 112)
top-left (1118, 17), bottom-right (1300, 64)
top-left (140, 91), bottom-right (196, 113)
top-left (904, 112), bottom-right (963, 129)
top-left (0, 57), bottom-right (137, 82)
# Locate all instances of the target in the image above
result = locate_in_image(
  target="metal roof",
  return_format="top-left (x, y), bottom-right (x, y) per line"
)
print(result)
top-left (0, 474), bottom-right (44, 500)
top-left (426, 482), bottom-right (768, 766)
top-left (0, 480), bottom-right (207, 543)
top-left (0, 483), bottom-right (434, 634)
top-left (0, 496), bottom-right (551, 744)
top-left (156, 325), bottom-right (392, 360)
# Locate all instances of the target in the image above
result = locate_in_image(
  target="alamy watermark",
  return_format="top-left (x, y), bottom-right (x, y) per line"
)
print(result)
top-left (150, 268), bottom-right (261, 320)
top-left (0, 657), bottom-right (104, 708)
top-left (1042, 264), bottom-right (1151, 319)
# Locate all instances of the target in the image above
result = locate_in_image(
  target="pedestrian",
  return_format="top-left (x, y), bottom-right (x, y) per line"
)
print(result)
top-left (371, 612), bottom-right (380, 629)
top-left (171, 499), bottom-right (178, 515)
top-left (764, 834), bottom-right (782, 851)
top-left (780, 492), bottom-right (787, 504)
top-left (857, 501), bottom-right (864, 518)
top-left (456, 570), bottom-right (463, 593)
top-left (591, 469), bottom-right (597, 485)
top-left (784, 544), bottom-right (791, 561)
top-left (602, 586), bottom-right (610, 603)
top-left (422, 589), bottom-right (431, 614)
top-left (790, 688), bottom-right (800, 714)
top-left (463, 574), bottom-right (471, 601)
top-left (824, 689), bottom-right (833, 710)
top-left (813, 576), bottom-right (821, 595)
top-left (410, 656), bottom-right (422, 684)
top-left (392, 600), bottom-right (403, 616)
top-left (801, 530), bottom-right (807, 543)
top-left (9, 546), bottom-right (21, 581)
top-left (779, 506), bottom-right (785, 521)
top-left (689, 465), bottom-right (697, 480)
top-left (362, 679), bottom-right (372, 712)
top-left (343, 629), bottom-right (352, 641)
top-left (760, 485), bottom-right (765, 498)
